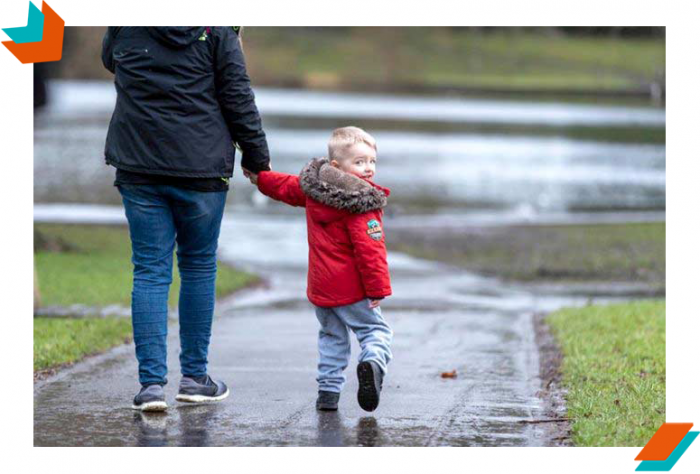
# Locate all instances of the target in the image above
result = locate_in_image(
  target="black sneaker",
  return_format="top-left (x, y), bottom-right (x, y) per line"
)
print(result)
top-left (316, 390), bottom-right (340, 411)
top-left (132, 384), bottom-right (168, 412)
top-left (176, 375), bottom-right (230, 403)
top-left (357, 361), bottom-right (383, 412)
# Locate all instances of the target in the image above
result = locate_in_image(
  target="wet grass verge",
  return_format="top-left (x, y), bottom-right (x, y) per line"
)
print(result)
top-left (389, 221), bottom-right (665, 290)
top-left (34, 223), bottom-right (260, 307)
top-left (34, 223), bottom-right (260, 375)
top-left (546, 301), bottom-right (665, 446)
top-left (34, 317), bottom-right (132, 373)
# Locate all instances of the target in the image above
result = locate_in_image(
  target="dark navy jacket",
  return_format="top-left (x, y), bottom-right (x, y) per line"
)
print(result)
top-left (102, 27), bottom-right (270, 177)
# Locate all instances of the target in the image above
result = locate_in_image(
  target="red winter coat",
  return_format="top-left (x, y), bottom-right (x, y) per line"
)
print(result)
top-left (257, 158), bottom-right (392, 307)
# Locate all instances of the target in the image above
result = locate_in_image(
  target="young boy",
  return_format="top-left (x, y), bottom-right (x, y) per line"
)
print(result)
top-left (246, 126), bottom-right (393, 412)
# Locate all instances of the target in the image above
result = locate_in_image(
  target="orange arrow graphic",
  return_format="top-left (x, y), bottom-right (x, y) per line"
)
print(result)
top-left (2, 2), bottom-right (64, 64)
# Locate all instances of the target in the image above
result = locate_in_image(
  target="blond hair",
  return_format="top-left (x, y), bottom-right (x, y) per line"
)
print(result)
top-left (328, 126), bottom-right (377, 162)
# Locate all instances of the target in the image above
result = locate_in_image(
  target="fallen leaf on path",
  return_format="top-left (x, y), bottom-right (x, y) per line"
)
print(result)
top-left (441, 370), bottom-right (457, 379)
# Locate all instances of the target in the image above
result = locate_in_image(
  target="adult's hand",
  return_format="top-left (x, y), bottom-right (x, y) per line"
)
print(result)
top-left (243, 162), bottom-right (270, 185)
top-left (242, 167), bottom-right (258, 185)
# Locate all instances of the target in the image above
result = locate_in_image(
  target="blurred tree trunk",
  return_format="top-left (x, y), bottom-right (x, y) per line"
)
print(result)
top-left (34, 261), bottom-right (41, 314)
top-left (376, 27), bottom-right (402, 85)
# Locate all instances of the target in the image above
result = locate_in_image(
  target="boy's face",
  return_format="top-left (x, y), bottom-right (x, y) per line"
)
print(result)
top-left (332, 142), bottom-right (377, 180)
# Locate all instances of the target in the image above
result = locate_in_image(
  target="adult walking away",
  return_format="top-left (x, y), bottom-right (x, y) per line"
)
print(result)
top-left (102, 27), bottom-right (270, 411)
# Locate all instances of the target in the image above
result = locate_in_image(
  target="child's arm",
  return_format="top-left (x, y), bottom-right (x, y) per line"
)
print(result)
top-left (346, 210), bottom-right (392, 302)
top-left (256, 170), bottom-right (307, 207)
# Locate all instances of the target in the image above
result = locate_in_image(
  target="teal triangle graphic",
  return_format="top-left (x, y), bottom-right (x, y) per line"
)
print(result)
top-left (637, 432), bottom-right (699, 471)
top-left (2, 2), bottom-right (44, 44)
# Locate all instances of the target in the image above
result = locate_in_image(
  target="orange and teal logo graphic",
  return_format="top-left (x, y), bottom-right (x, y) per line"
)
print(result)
top-left (2, 1), bottom-right (64, 64)
top-left (636, 423), bottom-right (698, 471)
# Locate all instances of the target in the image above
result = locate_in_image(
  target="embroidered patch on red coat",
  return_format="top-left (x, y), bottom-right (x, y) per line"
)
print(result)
top-left (366, 219), bottom-right (383, 241)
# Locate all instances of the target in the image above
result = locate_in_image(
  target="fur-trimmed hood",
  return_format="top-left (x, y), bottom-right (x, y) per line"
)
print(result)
top-left (299, 158), bottom-right (389, 214)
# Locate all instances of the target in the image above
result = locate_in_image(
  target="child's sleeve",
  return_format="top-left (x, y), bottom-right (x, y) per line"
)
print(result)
top-left (257, 170), bottom-right (307, 208)
top-left (346, 210), bottom-right (392, 299)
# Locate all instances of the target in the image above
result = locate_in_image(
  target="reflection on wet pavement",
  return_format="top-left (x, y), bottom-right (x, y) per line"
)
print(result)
top-left (356, 417), bottom-right (382, 447)
top-left (316, 411), bottom-right (345, 447)
top-left (134, 412), bottom-right (169, 447)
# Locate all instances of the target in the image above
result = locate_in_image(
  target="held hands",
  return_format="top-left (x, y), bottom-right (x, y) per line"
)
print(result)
top-left (242, 168), bottom-right (258, 185)
top-left (242, 162), bottom-right (271, 185)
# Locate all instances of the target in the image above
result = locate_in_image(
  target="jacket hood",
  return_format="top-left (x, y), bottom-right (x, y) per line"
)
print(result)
top-left (299, 157), bottom-right (389, 214)
top-left (147, 27), bottom-right (206, 49)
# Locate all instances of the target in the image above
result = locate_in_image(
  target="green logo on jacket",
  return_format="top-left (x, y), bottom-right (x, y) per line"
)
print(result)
top-left (366, 219), bottom-right (383, 241)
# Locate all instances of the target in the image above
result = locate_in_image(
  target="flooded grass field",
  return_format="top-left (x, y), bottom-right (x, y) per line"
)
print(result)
top-left (35, 81), bottom-right (664, 221)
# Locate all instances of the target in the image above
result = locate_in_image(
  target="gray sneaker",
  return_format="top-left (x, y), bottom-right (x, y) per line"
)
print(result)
top-left (132, 384), bottom-right (168, 412)
top-left (176, 375), bottom-right (230, 404)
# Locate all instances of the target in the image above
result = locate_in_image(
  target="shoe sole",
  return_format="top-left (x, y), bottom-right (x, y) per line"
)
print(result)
top-left (131, 401), bottom-right (168, 412)
top-left (175, 388), bottom-right (230, 404)
top-left (316, 404), bottom-right (339, 411)
top-left (357, 362), bottom-right (380, 412)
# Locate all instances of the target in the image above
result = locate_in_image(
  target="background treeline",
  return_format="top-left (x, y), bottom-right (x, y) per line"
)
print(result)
top-left (41, 27), bottom-right (665, 99)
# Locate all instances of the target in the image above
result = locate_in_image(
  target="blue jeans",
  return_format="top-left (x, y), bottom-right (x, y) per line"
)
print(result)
top-left (314, 299), bottom-right (393, 393)
top-left (118, 184), bottom-right (227, 386)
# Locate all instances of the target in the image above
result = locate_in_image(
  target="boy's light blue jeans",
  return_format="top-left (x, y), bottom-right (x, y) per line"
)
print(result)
top-left (314, 299), bottom-right (393, 393)
top-left (118, 184), bottom-right (227, 387)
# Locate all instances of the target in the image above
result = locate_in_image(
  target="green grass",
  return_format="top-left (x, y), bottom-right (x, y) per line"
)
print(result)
top-left (244, 28), bottom-right (665, 94)
top-left (390, 222), bottom-right (665, 287)
top-left (547, 301), bottom-right (665, 446)
top-left (34, 224), bottom-right (259, 307)
top-left (34, 317), bottom-right (133, 371)
top-left (34, 223), bottom-right (260, 373)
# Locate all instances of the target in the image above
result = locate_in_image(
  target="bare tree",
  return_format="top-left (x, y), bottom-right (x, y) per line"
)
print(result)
top-left (34, 261), bottom-right (41, 314)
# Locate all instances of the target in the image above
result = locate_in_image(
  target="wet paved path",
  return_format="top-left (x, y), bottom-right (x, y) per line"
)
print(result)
top-left (34, 208), bottom-right (615, 446)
